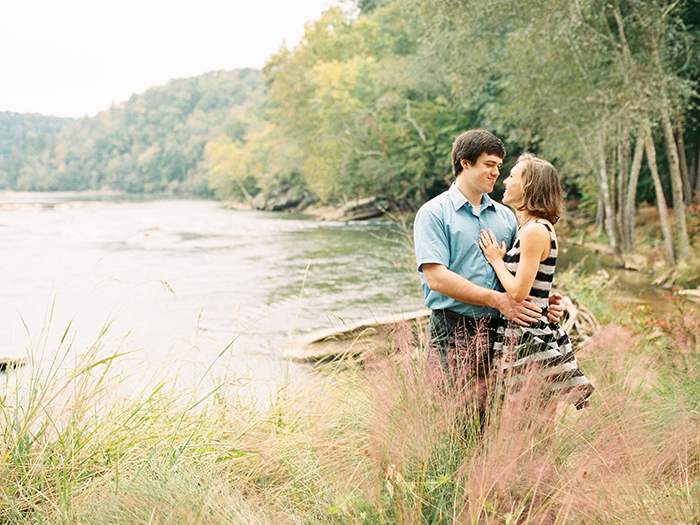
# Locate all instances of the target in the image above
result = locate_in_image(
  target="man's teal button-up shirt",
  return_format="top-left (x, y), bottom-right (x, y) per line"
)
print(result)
top-left (413, 183), bottom-right (517, 318)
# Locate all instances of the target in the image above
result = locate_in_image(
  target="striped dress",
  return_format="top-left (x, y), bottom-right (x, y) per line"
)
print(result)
top-left (493, 220), bottom-right (594, 409)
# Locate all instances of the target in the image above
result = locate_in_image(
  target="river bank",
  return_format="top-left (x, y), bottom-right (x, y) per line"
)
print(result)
top-left (246, 192), bottom-right (700, 319)
top-left (559, 203), bottom-right (700, 293)
top-left (301, 196), bottom-right (700, 309)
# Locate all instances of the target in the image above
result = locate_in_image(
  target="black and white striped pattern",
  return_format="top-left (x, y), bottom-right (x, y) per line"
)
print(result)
top-left (494, 220), bottom-right (594, 409)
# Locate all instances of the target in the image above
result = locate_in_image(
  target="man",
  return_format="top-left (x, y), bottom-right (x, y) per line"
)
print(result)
top-left (414, 129), bottom-right (563, 397)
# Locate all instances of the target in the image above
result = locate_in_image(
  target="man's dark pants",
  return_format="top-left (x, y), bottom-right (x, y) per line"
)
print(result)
top-left (427, 309), bottom-right (500, 429)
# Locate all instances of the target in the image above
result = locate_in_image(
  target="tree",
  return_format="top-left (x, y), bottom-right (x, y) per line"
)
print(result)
top-left (3, 69), bottom-right (264, 196)
top-left (413, 0), bottom-right (698, 263)
top-left (263, 4), bottom-right (482, 207)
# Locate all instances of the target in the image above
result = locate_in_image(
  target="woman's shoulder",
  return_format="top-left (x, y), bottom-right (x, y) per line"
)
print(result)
top-left (520, 220), bottom-right (554, 247)
top-left (522, 218), bottom-right (553, 234)
top-left (528, 218), bottom-right (557, 234)
top-left (533, 218), bottom-right (558, 242)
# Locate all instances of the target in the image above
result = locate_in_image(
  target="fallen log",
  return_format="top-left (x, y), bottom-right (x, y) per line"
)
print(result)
top-left (0, 356), bottom-right (26, 370)
top-left (678, 289), bottom-right (700, 303)
top-left (284, 309), bottom-right (430, 361)
top-left (560, 295), bottom-right (600, 345)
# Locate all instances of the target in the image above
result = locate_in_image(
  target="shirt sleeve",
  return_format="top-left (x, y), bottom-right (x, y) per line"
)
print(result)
top-left (413, 204), bottom-right (450, 271)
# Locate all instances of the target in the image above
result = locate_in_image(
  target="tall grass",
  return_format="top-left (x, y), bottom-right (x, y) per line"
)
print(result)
top-left (1, 299), bottom-right (699, 523)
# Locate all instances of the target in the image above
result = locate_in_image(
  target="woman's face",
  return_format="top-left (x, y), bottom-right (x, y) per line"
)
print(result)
top-left (502, 161), bottom-right (525, 207)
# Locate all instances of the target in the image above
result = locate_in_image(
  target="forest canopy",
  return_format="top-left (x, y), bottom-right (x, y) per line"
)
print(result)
top-left (251, 0), bottom-right (699, 264)
top-left (0, 69), bottom-right (264, 195)
top-left (0, 112), bottom-right (73, 164)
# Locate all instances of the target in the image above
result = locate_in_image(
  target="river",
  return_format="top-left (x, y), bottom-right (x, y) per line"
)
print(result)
top-left (0, 193), bottom-right (679, 396)
top-left (0, 193), bottom-right (423, 394)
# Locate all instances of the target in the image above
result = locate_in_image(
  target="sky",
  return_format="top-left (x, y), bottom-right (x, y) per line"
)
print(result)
top-left (0, 0), bottom-right (340, 118)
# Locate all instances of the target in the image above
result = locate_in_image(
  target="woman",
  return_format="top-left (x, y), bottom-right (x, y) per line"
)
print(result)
top-left (478, 154), bottom-right (594, 409)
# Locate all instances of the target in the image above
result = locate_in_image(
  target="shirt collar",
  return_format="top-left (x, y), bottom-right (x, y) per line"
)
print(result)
top-left (448, 182), bottom-right (495, 211)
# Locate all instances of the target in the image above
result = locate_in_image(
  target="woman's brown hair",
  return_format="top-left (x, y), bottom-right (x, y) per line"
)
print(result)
top-left (517, 153), bottom-right (565, 224)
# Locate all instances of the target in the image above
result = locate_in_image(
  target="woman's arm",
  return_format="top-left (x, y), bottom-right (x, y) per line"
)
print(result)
top-left (479, 223), bottom-right (551, 302)
top-left (421, 263), bottom-right (543, 324)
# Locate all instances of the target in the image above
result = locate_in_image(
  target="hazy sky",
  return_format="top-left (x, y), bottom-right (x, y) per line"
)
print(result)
top-left (0, 0), bottom-right (339, 118)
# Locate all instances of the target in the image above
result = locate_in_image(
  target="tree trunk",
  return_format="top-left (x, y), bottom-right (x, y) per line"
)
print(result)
top-left (235, 179), bottom-right (254, 204)
top-left (659, 104), bottom-right (690, 262)
top-left (617, 126), bottom-right (630, 252)
top-left (675, 118), bottom-right (691, 205)
top-left (622, 125), bottom-right (645, 251)
top-left (646, 22), bottom-right (692, 262)
top-left (597, 139), bottom-right (619, 252)
top-left (595, 195), bottom-right (604, 234)
top-left (692, 140), bottom-right (700, 202)
top-left (643, 120), bottom-right (675, 266)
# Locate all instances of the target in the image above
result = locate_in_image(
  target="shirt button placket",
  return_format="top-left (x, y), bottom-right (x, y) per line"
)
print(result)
top-left (480, 217), bottom-right (492, 286)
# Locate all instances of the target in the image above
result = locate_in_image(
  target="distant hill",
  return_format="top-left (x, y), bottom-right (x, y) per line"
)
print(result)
top-left (0, 68), bottom-right (264, 195)
top-left (0, 112), bottom-right (74, 161)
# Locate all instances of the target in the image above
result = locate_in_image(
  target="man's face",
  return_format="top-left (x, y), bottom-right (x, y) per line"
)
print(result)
top-left (460, 153), bottom-right (503, 194)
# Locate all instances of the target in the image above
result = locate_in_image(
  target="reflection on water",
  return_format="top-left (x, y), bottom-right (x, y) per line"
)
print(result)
top-left (0, 194), bottom-right (422, 392)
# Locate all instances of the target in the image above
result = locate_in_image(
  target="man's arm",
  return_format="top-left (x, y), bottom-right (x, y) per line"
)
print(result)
top-left (421, 263), bottom-right (542, 325)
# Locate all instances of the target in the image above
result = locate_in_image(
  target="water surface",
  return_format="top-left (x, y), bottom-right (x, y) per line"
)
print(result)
top-left (0, 193), bottom-right (680, 394)
top-left (0, 194), bottom-right (422, 390)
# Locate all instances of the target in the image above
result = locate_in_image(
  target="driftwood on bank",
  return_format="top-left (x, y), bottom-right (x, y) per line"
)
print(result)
top-left (284, 309), bottom-right (430, 361)
top-left (559, 295), bottom-right (600, 345)
top-left (0, 356), bottom-right (26, 370)
top-left (677, 288), bottom-right (700, 303)
top-left (284, 295), bottom-right (599, 362)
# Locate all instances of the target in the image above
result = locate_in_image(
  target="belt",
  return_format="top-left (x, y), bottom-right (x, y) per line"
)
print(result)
top-left (432, 309), bottom-right (499, 327)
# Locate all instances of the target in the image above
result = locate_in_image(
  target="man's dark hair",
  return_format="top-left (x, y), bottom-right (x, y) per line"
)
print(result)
top-left (451, 130), bottom-right (506, 176)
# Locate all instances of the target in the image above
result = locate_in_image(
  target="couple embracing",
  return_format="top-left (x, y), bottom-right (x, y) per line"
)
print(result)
top-left (414, 129), bottom-right (594, 417)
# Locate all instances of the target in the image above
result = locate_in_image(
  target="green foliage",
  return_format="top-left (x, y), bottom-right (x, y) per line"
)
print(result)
top-left (0, 112), bottom-right (74, 191)
top-left (262, 4), bottom-right (484, 207)
top-left (0, 111), bottom-right (73, 160)
top-left (1, 69), bottom-right (264, 195)
top-left (259, 0), bottom-right (698, 218)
